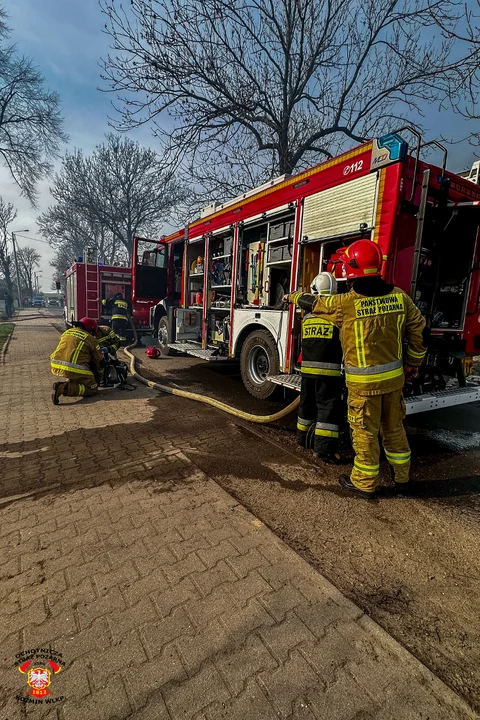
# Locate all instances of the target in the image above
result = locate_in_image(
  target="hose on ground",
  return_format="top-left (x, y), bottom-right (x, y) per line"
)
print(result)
top-left (123, 316), bottom-right (299, 424)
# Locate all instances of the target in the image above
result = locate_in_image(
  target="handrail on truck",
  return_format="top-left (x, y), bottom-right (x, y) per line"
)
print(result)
top-left (390, 126), bottom-right (422, 203)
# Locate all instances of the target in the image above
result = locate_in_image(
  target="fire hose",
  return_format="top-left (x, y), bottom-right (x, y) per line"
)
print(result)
top-left (123, 318), bottom-right (299, 424)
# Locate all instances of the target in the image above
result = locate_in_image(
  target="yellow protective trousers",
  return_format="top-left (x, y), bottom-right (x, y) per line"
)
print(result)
top-left (52, 371), bottom-right (98, 398)
top-left (347, 388), bottom-right (411, 493)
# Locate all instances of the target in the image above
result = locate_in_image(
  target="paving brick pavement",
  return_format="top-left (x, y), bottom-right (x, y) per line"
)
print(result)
top-left (0, 313), bottom-right (477, 719)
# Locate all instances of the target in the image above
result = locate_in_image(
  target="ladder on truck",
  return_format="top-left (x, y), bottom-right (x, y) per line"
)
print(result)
top-left (84, 248), bottom-right (100, 321)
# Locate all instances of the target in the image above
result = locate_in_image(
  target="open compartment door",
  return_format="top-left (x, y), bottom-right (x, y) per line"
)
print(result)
top-left (132, 236), bottom-right (168, 303)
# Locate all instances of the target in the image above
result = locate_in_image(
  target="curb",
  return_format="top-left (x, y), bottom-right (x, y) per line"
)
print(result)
top-left (0, 322), bottom-right (15, 364)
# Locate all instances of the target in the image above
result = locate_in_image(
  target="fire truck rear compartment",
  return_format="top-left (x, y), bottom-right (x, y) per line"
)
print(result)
top-left (415, 206), bottom-right (479, 331)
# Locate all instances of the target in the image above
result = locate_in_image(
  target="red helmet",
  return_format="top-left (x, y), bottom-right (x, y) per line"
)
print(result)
top-left (145, 347), bottom-right (161, 359)
top-left (338, 240), bottom-right (384, 279)
top-left (79, 317), bottom-right (98, 334)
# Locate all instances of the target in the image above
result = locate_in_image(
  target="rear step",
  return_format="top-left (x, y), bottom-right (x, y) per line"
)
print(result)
top-left (167, 342), bottom-right (230, 361)
top-left (267, 375), bottom-right (480, 415)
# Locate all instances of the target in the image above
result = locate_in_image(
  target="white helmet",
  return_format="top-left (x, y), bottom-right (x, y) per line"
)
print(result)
top-left (310, 272), bottom-right (337, 296)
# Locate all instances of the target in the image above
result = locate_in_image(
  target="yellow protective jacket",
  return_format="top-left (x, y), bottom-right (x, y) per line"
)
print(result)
top-left (289, 286), bottom-right (427, 396)
top-left (96, 325), bottom-right (121, 353)
top-left (50, 328), bottom-right (103, 378)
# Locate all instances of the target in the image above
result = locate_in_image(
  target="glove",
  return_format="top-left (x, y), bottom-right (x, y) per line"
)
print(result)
top-left (101, 346), bottom-right (108, 353)
top-left (404, 365), bottom-right (419, 382)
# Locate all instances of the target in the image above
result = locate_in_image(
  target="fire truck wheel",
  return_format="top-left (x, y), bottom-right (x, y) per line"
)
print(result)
top-left (158, 316), bottom-right (175, 356)
top-left (240, 330), bottom-right (279, 399)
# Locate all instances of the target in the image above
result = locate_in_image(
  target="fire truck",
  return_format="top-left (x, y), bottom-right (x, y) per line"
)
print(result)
top-left (133, 129), bottom-right (480, 415)
top-left (64, 241), bottom-right (166, 338)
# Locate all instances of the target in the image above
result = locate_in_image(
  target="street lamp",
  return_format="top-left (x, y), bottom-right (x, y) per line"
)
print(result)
top-left (11, 229), bottom-right (29, 308)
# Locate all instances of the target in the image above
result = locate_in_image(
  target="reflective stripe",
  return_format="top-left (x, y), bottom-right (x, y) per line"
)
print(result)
top-left (298, 416), bottom-right (314, 427)
top-left (316, 422), bottom-right (340, 432)
top-left (302, 361), bottom-right (341, 371)
top-left (112, 314), bottom-right (128, 320)
top-left (385, 450), bottom-right (411, 465)
top-left (50, 360), bottom-right (94, 375)
top-left (354, 320), bottom-right (366, 368)
top-left (301, 367), bottom-right (342, 377)
top-left (354, 460), bottom-right (379, 476)
top-left (346, 366), bottom-right (404, 384)
top-left (345, 359), bottom-right (403, 375)
top-left (78, 384), bottom-right (85, 396)
top-left (291, 291), bottom-right (303, 304)
top-left (297, 421), bottom-right (312, 431)
top-left (407, 347), bottom-right (427, 359)
top-left (397, 314), bottom-right (404, 359)
top-left (115, 300), bottom-right (128, 309)
top-left (71, 340), bottom-right (85, 365)
top-left (324, 296), bottom-right (334, 307)
top-left (315, 428), bottom-right (339, 438)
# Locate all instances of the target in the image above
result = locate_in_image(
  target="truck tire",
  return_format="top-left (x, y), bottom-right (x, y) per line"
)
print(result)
top-left (240, 329), bottom-right (279, 399)
top-left (158, 316), bottom-right (175, 356)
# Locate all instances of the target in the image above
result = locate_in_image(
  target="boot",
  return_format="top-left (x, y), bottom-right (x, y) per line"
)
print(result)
top-left (338, 474), bottom-right (375, 500)
top-left (315, 451), bottom-right (342, 465)
top-left (296, 430), bottom-right (308, 448)
top-left (52, 382), bottom-right (67, 406)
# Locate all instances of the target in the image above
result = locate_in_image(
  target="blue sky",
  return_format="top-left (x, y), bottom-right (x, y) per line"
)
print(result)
top-left (0, 0), bottom-right (478, 289)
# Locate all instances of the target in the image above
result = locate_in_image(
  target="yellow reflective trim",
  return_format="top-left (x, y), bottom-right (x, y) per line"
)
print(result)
top-left (50, 362), bottom-right (94, 376)
top-left (297, 422), bottom-right (311, 431)
top-left (354, 320), bottom-right (366, 368)
top-left (78, 384), bottom-right (85, 395)
top-left (112, 314), bottom-right (127, 320)
top-left (301, 367), bottom-right (342, 376)
top-left (71, 340), bottom-right (85, 364)
top-left (397, 314), bottom-right (404, 359)
top-left (346, 366), bottom-right (404, 384)
top-left (314, 429), bottom-right (339, 438)
top-left (354, 461), bottom-right (379, 476)
top-left (407, 348), bottom-right (427, 359)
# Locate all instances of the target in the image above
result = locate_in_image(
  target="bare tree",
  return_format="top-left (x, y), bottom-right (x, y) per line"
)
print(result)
top-left (39, 134), bottom-right (186, 256)
top-left (101, 0), bottom-right (478, 198)
top-left (0, 7), bottom-right (67, 205)
top-left (0, 196), bottom-right (17, 301)
top-left (16, 245), bottom-right (40, 300)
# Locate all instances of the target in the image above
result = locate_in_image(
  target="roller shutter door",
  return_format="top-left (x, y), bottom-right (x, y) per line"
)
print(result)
top-left (302, 172), bottom-right (378, 241)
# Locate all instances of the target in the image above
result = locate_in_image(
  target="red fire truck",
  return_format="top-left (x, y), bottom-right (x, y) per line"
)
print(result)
top-left (64, 241), bottom-right (167, 337)
top-left (133, 129), bottom-right (480, 415)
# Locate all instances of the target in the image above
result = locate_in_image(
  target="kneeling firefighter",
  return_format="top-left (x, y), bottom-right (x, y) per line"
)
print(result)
top-left (286, 240), bottom-right (427, 499)
top-left (50, 318), bottom-right (104, 405)
top-left (296, 272), bottom-right (343, 464)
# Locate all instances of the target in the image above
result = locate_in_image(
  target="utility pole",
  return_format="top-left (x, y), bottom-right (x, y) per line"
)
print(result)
top-left (11, 232), bottom-right (23, 309)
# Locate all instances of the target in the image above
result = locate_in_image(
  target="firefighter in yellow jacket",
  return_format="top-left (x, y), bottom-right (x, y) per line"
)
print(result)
top-left (285, 240), bottom-right (427, 499)
top-left (51, 317), bottom-right (103, 405)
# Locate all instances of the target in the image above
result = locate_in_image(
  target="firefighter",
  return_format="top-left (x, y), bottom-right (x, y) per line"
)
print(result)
top-left (50, 317), bottom-right (104, 405)
top-left (285, 240), bottom-right (427, 499)
top-left (102, 292), bottom-right (129, 343)
top-left (296, 272), bottom-right (343, 464)
top-left (96, 325), bottom-right (122, 356)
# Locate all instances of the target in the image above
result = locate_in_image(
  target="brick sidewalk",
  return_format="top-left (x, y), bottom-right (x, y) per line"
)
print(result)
top-left (0, 313), bottom-right (476, 719)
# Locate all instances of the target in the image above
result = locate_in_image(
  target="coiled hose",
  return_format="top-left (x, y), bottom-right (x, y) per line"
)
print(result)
top-left (123, 318), bottom-right (299, 424)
